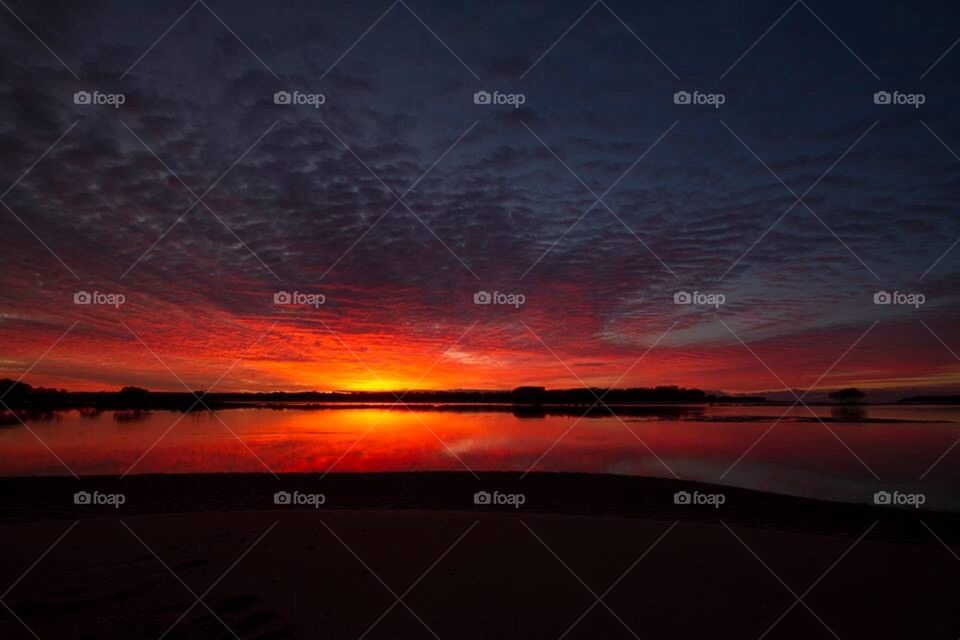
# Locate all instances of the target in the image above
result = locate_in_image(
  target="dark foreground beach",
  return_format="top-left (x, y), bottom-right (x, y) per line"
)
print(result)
top-left (2, 473), bottom-right (959, 639)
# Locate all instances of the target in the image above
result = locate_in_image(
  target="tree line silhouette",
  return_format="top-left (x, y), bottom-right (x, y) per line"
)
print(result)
top-left (0, 379), bottom-right (766, 412)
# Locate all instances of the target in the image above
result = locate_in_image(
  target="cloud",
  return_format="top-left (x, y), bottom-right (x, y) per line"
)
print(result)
top-left (1, 0), bottom-right (959, 393)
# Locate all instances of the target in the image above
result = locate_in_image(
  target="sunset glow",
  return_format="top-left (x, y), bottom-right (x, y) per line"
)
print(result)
top-left (5, 309), bottom-right (959, 398)
top-left (0, 0), bottom-right (958, 401)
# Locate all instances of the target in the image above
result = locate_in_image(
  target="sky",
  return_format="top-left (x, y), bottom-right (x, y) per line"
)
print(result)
top-left (1, 0), bottom-right (959, 396)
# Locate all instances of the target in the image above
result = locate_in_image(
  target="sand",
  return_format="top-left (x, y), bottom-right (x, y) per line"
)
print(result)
top-left (1, 473), bottom-right (958, 639)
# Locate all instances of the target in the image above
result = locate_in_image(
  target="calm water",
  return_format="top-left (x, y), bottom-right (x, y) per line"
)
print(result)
top-left (2, 404), bottom-right (959, 509)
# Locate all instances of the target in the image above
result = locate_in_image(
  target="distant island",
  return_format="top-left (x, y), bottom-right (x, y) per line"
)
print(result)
top-left (0, 379), bottom-right (765, 412)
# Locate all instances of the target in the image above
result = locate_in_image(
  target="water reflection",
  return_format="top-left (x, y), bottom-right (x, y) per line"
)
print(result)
top-left (830, 405), bottom-right (868, 422)
top-left (0, 408), bottom-right (60, 427)
top-left (508, 404), bottom-right (706, 420)
top-left (0, 405), bottom-right (958, 508)
top-left (112, 410), bottom-right (152, 424)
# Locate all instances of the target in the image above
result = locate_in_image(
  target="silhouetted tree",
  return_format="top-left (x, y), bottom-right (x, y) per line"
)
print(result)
top-left (0, 379), bottom-right (33, 404)
top-left (511, 386), bottom-right (546, 404)
top-left (117, 386), bottom-right (150, 406)
top-left (0, 379), bottom-right (68, 408)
